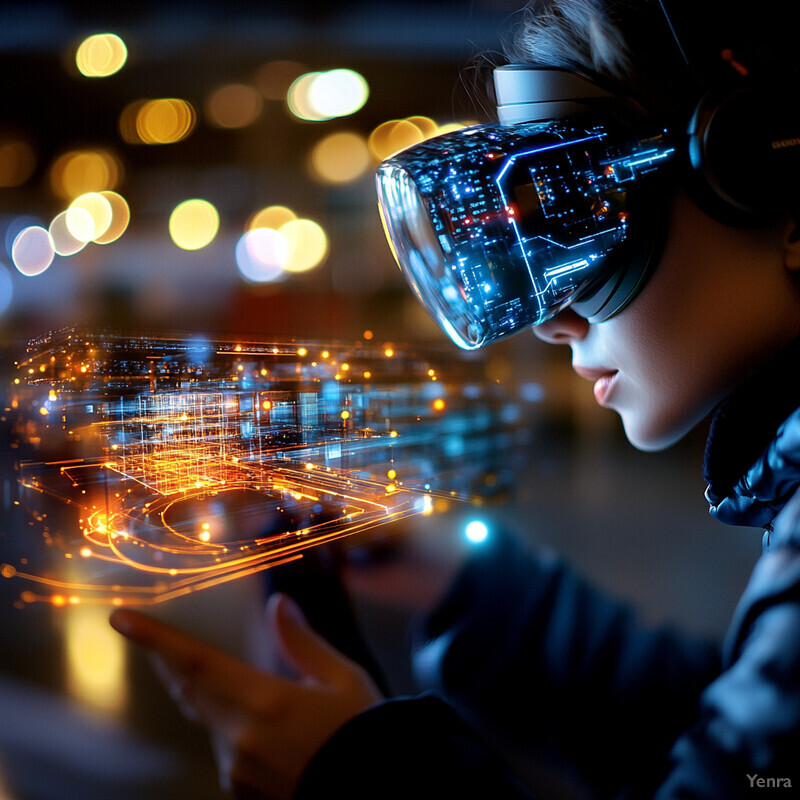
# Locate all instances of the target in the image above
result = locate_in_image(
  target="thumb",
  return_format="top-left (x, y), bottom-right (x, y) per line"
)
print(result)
top-left (267, 592), bottom-right (359, 686)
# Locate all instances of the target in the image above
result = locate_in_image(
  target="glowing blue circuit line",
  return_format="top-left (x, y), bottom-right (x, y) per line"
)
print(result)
top-left (495, 133), bottom-right (604, 308)
top-left (544, 259), bottom-right (590, 279)
top-left (621, 149), bottom-right (675, 170)
top-left (494, 134), bottom-right (603, 183)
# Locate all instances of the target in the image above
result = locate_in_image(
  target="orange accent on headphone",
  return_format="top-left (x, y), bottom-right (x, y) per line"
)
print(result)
top-left (721, 49), bottom-right (749, 77)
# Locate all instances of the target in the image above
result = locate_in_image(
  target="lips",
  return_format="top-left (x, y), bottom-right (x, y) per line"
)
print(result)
top-left (573, 365), bottom-right (619, 407)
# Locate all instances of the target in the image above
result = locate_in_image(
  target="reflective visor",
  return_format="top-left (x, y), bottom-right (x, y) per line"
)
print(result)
top-left (376, 119), bottom-right (676, 349)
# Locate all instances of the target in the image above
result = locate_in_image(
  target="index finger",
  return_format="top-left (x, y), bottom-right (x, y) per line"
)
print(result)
top-left (110, 609), bottom-right (287, 704)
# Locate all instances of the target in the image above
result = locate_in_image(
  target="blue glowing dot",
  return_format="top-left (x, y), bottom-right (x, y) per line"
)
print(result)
top-left (465, 520), bottom-right (488, 544)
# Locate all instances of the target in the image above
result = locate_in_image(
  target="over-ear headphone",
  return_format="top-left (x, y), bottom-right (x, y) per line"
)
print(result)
top-left (659, 0), bottom-right (800, 226)
top-left (495, 0), bottom-right (800, 228)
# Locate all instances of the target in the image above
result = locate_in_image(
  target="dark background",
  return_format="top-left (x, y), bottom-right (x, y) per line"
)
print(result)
top-left (0, 4), bottom-right (762, 799)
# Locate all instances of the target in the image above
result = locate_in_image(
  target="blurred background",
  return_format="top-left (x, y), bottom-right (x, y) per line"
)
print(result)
top-left (0, 2), bottom-right (763, 799)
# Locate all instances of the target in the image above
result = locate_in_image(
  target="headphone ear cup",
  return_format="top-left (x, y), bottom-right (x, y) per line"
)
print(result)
top-left (687, 83), bottom-right (800, 225)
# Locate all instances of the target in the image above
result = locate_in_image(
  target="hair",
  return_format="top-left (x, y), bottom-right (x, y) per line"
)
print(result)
top-left (502, 0), bottom-right (632, 82)
top-left (497, 0), bottom-right (799, 121)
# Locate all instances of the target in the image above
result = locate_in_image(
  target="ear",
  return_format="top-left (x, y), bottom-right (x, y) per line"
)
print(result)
top-left (784, 215), bottom-right (800, 272)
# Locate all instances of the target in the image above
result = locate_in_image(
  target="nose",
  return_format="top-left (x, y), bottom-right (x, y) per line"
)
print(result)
top-left (533, 308), bottom-right (590, 345)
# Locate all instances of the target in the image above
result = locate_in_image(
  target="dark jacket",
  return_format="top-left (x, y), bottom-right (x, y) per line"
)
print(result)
top-left (296, 348), bottom-right (800, 799)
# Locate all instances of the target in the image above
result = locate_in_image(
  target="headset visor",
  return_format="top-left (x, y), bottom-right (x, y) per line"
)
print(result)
top-left (376, 119), bottom-right (676, 349)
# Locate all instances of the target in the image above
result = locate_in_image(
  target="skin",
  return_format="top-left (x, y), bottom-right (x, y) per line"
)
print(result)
top-left (109, 193), bottom-right (800, 800)
top-left (110, 594), bottom-right (381, 800)
top-left (534, 192), bottom-right (800, 450)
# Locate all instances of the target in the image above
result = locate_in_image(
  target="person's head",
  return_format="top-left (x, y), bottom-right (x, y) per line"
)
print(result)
top-left (376, 0), bottom-right (800, 450)
top-left (502, 0), bottom-right (800, 449)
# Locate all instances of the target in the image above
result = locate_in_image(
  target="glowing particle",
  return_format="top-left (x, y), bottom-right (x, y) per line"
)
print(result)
top-left (169, 199), bottom-right (219, 250)
top-left (53, 595), bottom-right (66, 606)
top-left (305, 462), bottom-right (314, 470)
top-left (247, 205), bottom-right (296, 231)
top-left (279, 218), bottom-right (328, 273)
top-left (384, 348), bottom-right (394, 358)
top-left (321, 351), bottom-right (329, 359)
top-left (67, 192), bottom-right (113, 242)
top-left (307, 69), bottom-right (369, 118)
top-left (340, 410), bottom-right (350, 420)
top-left (80, 547), bottom-right (92, 557)
top-left (368, 119), bottom-right (425, 161)
top-left (465, 520), bottom-right (488, 544)
top-left (49, 149), bottom-right (122, 199)
top-left (0, 138), bottom-right (36, 187)
top-left (12, 226), bottom-right (55, 276)
top-left (1, 564), bottom-right (16, 578)
top-left (133, 98), bottom-right (196, 145)
top-left (206, 83), bottom-right (263, 129)
top-left (49, 211), bottom-right (87, 256)
top-left (287, 72), bottom-right (326, 121)
top-left (363, 371), bottom-right (372, 379)
top-left (75, 33), bottom-right (128, 77)
top-left (235, 228), bottom-right (287, 283)
top-left (363, 329), bottom-right (374, 340)
top-left (389, 430), bottom-right (398, 438)
top-left (297, 347), bottom-right (307, 357)
top-left (433, 398), bottom-right (446, 411)
top-left (310, 131), bottom-right (371, 184)
top-left (39, 406), bottom-right (48, 416)
top-left (93, 191), bottom-right (130, 244)
top-left (262, 400), bottom-right (271, 410)
top-left (387, 469), bottom-right (397, 480)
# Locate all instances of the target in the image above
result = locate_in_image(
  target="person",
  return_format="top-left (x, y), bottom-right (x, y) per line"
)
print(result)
top-left (110, 0), bottom-right (800, 797)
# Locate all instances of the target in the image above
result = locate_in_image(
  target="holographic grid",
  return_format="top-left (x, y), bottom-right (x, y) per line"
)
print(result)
top-left (1, 327), bottom-right (535, 607)
top-left (376, 119), bottom-right (675, 347)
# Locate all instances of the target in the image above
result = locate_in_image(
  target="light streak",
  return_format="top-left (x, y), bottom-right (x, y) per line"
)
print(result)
top-left (4, 329), bottom-right (533, 608)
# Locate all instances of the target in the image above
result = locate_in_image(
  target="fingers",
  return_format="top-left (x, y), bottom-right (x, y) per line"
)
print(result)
top-left (267, 593), bottom-right (371, 688)
top-left (109, 609), bottom-right (288, 716)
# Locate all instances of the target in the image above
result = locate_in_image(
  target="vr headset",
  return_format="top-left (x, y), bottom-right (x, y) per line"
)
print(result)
top-left (376, 64), bottom-right (800, 350)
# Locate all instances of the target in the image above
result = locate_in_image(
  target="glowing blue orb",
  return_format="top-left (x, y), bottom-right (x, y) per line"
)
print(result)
top-left (464, 520), bottom-right (488, 544)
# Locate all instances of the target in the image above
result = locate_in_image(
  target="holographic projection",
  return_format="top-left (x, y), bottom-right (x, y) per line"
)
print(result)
top-left (2, 328), bottom-right (533, 607)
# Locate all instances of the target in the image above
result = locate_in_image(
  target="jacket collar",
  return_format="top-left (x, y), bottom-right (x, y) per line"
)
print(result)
top-left (704, 337), bottom-right (800, 528)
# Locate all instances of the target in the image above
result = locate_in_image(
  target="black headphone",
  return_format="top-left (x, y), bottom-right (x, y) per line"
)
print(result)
top-left (660, 0), bottom-right (800, 226)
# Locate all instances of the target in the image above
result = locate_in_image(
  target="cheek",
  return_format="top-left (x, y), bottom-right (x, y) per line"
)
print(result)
top-left (597, 287), bottom-right (723, 450)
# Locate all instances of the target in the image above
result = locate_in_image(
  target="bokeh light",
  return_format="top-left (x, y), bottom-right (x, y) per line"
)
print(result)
top-left (280, 219), bottom-right (328, 273)
top-left (0, 138), bottom-right (36, 187)
top-left (11, 226), bottom-right (55, 276)
top-left (306, 69), bottom-right (368, 119)
top-left (286, 72), bottom-right (325, 121)
top-left (93, 191), bottom-right (130, 244)
top-left (169, 199), bottom-right (219, 250)
top-left (49, 149), bottom-right (122, 199)
top-left (66, 192), bottom-right (113, 242)
top-left (120, 98), bottom-right (196, 145)
top-left (75, 33), bottom-right (128, 78)
top-left (247, 205), bottom-right (296, 231)
top-left (465, 520), bottom-right (489, 544)
top-left (49, 211), bottom-right (87, 256)
top-left (368, 119), bottom-right (426, 161)
top-left (205, 83), bottom-right (263, 129)
top-left (254, 60), bottom-right (305, 100)
top-left (0, 263), bottom-right (13, 315)
top-left (235, 228), bottom-right (287, 283)
top-left (309, 131), bottom-right (370, 184)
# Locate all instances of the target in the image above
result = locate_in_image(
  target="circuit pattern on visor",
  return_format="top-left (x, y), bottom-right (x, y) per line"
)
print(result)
top-left (377, 120), bottom-right (675, 349)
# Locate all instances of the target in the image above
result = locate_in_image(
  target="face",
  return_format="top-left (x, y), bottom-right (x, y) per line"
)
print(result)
top-left (534, 192), bottom-right (800, 450)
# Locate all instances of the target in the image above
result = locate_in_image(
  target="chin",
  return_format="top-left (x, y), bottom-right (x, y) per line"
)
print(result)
top-left (619, 413), bottom-right (694, 452)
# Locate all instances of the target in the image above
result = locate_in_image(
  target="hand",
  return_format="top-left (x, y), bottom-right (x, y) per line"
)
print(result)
top-left (110, 593), bottom-right (383, 800)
